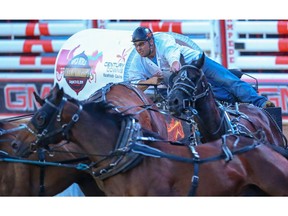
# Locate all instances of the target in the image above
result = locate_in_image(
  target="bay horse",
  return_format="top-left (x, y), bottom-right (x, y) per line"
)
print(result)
top-left (167, 64), bottom-right (287, 147)
top-left (83, 82), bottom-right (168, 139)
top-left (11, 84), bottom-right (288, 196)
top-left (0, 118), bottom-right (105, 196)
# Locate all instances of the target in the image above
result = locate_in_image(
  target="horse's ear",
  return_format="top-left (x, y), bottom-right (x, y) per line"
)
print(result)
top-left (51, 84), bottom-right (60, 95)
top-left (34, 92), bottom-right (45, 106)
top-left (55, 83), bottom-right (60, 90)
top-left (190, 52), bottom-right (205, 69)
top-left (57, 87), bottom-right (64, 99)
top-left (180, 54), bottom-right (185, 65)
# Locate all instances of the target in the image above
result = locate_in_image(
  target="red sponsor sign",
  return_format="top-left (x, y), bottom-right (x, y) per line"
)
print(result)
top-left (23, 40), bottom-right (54, 52)
top-left (140, 21), bottom-right (182, 33)
top-left (26, 23), bottom-right (50, 36)
top-left (277, 21), bottom-right (288, 34)
top-left (0, 75), bottom-right (53, 118)
top-left (278, 39), bottom-right (288, 52)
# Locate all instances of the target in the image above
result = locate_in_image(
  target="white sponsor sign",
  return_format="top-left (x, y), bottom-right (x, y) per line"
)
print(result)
top-left (54, 28), bottom-right (135, 101)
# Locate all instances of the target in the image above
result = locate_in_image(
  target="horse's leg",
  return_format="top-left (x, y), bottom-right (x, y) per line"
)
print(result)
top-left (76, 173), bottom-right (106, 196)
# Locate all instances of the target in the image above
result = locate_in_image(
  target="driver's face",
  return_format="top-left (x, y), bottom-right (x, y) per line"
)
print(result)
top-left (133, 40), bottom-right (149, 57)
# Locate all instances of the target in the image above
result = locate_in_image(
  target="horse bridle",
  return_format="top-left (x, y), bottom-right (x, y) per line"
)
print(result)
top-left (168, 65), bottom-right (211, 109)
top-left (24, 96), bottom-right (83, 151)
top-left (168, 65), bottom-right (228, 139)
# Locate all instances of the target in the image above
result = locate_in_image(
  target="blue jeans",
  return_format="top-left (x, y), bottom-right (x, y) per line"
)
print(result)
top-left (202, 56), bottom-right (267, 107)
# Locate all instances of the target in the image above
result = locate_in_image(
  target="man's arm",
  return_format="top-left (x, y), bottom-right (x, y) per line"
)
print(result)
top-left (137, 76), bottom-right (163, 91)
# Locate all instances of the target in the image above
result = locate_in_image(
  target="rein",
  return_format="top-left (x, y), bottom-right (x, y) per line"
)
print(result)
top-left (0, 150), bottom-right (90, 170)
top-left (132, 133), bottom-right (264, 164)
top-left (0, 124), bottom-right (27, 136)
top-left (131, 130), bottom-right (265, 196)
top-left (0, 113), bottom-right (34, 123)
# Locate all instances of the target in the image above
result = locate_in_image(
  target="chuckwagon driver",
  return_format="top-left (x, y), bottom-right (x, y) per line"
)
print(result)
top-left (124, 26), bottom-right (275, 108)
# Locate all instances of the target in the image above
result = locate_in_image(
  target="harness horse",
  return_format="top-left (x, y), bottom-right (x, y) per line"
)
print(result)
top-left (0, 118), bottom-right (104, 196)
top-left (10, 82), bottom-right (168, 195)
top-left (11, 84), bottom-right (288, 196)
top-left (84, 82), bottom-right (168, 139)
top-left (167, 64), bottom-right (287, 148)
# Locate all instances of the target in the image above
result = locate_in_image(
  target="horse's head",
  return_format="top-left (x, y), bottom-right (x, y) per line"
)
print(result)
top-left (11, 83), bottom-right (77, 157)
top-left (167, 64), bottom-right (210, 117)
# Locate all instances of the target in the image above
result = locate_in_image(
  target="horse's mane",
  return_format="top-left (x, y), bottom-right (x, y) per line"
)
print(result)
top-left (82, 100), bottom-right (134, 124)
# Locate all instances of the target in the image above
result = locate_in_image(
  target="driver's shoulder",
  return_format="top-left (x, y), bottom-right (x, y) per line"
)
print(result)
top-left (154, 32), bottom-right (174, 41)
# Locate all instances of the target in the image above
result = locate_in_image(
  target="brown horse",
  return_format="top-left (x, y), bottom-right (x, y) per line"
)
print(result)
top-left (83, 82), bottom-right (168, 139)
top-left (11, 84), bottom-right (288, 196)
top-left (0, 118), bottom-right (105, 196)
top-left (167, 64), bottom-right (287, 147)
